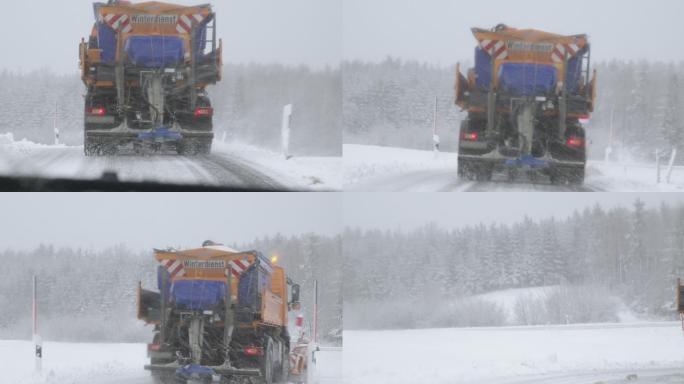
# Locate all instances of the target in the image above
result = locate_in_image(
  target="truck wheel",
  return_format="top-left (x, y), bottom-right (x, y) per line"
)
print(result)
top-left (475, 164), bottom-right (493, 182)
top-left (457, 160), bottom-right (473, 180)
top-left (567, 167), bottom-right (585, 185)
top-left (84, 136), bottom-right (97, 157)
top-left (150, 371), bottom-right (177, 384)
top-left (280, 347), bottom-right (290, 383)
top-left (198, 139), bottom-right (212, 155)
top-left (178, 139), bottom-right (199, 156)
top-left (261, 338), bottom-right (274, 384)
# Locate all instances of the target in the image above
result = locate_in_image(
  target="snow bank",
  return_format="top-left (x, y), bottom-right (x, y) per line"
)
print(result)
top-left (0, 340), bottom-right (146, 384)
top-left (0, 135), bottom-right (340, 190)
top-left (587, 161), bottom-right (684, 192)
top-left (343, 144), bottom-right (684, 191)
top-left (343, 144), bottom-right (458, 188)
top-left (1, 340), bottom-right (341, 384)
top-left (0, 134), bottom-right (63, 174)
top-left (344, 322), bottom-right (684, 384)
top-left (204, 141), bottom-right (341, 191)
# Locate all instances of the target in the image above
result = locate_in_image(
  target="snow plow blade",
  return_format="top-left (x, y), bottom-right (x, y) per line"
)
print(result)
top-left (144, 363), bottom-right (261, 377)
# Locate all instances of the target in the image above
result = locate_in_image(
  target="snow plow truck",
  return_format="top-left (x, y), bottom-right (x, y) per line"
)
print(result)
top-left (455, 24), bottom-right (597, 184)
top-left (79, 0), bottom-right (222, 156)
top-left (137, 242), bottom-right (308, 384)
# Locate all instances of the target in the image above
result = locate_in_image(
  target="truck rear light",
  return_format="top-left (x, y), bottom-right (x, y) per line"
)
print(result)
top-left (461, 132), bottom-right (478, 141)
top-left (194, 107), bottom-right (213, 117)
top-left (243, 346), bottom-right (263, 356)
top-left (87, 107), bottom-right (106, 116)
top-left (566, 136), bottom-right (584, 148)
top-left (147, 343), bottom-right (161, 352)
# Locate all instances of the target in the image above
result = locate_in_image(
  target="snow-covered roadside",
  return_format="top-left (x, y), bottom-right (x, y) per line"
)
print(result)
top-left (1, 340), bottom-right (341, 384)
top-left (343, 144), bottom-right (458, 188)
top-left (214, 141), bottom-right (342, 191)
top-left (0, 133), bottom-right (66, 174)
top-left (587, 161), bottom-right (684, 192)
top-left (344, 322), bottom-right (684, 384)
top-left (0, 340), bottom-right (146, 384)
top-left (343, 143), bottom-right (684, 191)
top-left (0, 134), bottom-right (341, 190)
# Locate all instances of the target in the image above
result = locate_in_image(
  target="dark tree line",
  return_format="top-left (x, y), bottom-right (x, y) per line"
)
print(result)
top-left (344, 201), bottom-right (684, 320)
top-left (0, 234), bottom-right (342, 344)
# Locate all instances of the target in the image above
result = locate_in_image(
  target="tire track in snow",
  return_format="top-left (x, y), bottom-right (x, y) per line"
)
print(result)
top-left (478, 367), bottom-right (684, 384)
top-left (199, 154), bottom-right (287, 191)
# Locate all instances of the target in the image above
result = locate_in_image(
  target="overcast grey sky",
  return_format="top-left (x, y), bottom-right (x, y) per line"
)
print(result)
top-left (0, 0), bottom-right (340, 74)
top-left (344, 193), bottom-right (684, 232)
top-left (0, 193), bottom-right (341, 251)
top-left (343, 0), bottom-right (684, 65)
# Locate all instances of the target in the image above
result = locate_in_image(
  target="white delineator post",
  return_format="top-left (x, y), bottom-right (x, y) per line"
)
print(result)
top-left (432, 96), bottom-right (440, 157)
top-left (656, 149), bottom-right (662, 183)
top-left (33, 275), bottom-right (42, 372)
top-left (667, 149), bottom-right (678, 184)
top-left (605, 107), bottom-right (614, 162)
top-left (53, 102), bottom-right (60, 146)
top-left (282, 104), bottom-right (293, 160)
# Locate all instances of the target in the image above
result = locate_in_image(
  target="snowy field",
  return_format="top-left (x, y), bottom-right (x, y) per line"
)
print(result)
top-left (0, 134), bottom-right (341, 191)
top-left (1, 340), bottom-right (341, 384)
top-left (344, 322), bottom-right (684, 384)
top-left (343, 144), bottom-right (684, 192)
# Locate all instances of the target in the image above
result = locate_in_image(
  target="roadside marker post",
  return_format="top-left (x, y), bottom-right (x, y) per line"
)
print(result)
top-left (282, 104), bottom-right (293, 160)
top-left (33, 275), bottom-right (42, 372)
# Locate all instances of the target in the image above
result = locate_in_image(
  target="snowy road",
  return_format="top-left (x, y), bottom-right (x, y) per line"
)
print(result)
top-left (478, 367), bottom-right (684, 384)
top-left (344, 322), bottom-right (684, 384)
top-left (348, 169), bottom-right (601, 192)
top-left (2, 340), bottom-right (342, 384)
top-left (0, 137), bottom-right (341, 190)
top-left (344, 144), bottom-right (684, 192)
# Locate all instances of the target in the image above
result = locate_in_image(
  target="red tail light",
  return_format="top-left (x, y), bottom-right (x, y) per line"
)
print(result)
top-left (87, 107), bottom-right (106, 116)
top-left (147, 343), bottom-right (161, 352)
top-left (243, 346), bottom-right (264, 356)
top-left (461, 132), bottom-right (478, 141)
top-left (194, 107), bottom-right (213, 117)
top-left (566, 136), bottom-right (584, 148)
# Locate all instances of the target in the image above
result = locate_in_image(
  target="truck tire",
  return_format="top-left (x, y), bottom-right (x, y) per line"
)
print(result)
top-left (84, 135), bottom-right (97, 157)
top-left (476, 165), bottom-right (493, 182)
top-left (457, 160), bottom-right (471, 180)
top-left (150, 371), bottom-right (178, 384)
top-left (280, 347), bottom-right (290, 383)
top-left (459, 160), bottom-right (493, 182)
top-left (567, 167), bottom-right (585, 185)
top-left (260, 338), bottom-right (274, 384)
top-left (197, 138), bottom-right (212, 155)
top-left (550, 166), bottom-right (585, 185)
top-left (178, 139), bottom-right (200, 156)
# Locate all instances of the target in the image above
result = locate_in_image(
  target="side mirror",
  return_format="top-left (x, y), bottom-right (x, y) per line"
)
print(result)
top-left (290, 283), bottom-right (300, 306)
